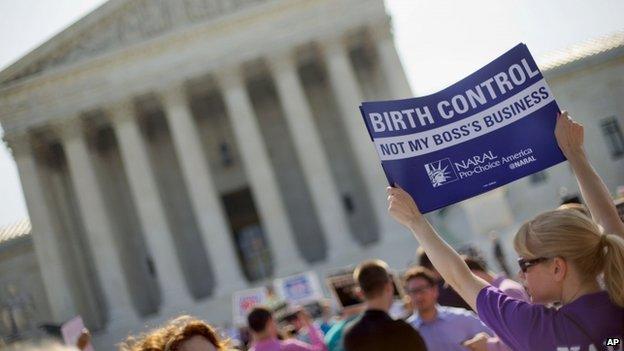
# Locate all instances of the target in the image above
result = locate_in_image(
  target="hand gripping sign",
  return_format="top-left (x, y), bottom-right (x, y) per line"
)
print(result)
top-left (360, 43), bottom-right (565, 213)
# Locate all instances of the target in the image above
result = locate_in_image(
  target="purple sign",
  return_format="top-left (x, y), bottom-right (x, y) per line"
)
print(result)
top-left (360, 43), bottom-right (565, 213)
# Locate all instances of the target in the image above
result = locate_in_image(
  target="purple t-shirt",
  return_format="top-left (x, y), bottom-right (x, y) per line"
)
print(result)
top-left (477, 286), bottom-right (624, 351)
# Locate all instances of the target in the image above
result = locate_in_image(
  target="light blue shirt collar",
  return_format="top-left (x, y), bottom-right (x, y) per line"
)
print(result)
top-left (408, 304), bottom-right (448, 327)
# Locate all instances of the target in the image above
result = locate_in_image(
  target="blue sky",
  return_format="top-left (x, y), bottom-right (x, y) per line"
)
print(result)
top-left (0, 0), bottom-right (622, 227)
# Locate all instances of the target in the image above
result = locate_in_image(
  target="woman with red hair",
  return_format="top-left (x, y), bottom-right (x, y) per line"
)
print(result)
top-left (119, 315), bottom-right (235, 351)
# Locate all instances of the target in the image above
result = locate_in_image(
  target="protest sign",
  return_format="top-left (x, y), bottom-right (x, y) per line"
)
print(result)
top-left (232, 287), bottom-right (269, 326)
top-left (326, 271), bottom-right (362, 308)
top-left (326, 269), bottom-right (404, 308)
top-left (360, 43), bottom-right (565, 213)
top-left (273, 271), bottom-right (324, 305)
top-left (61, 316), bottom-right (94, 351)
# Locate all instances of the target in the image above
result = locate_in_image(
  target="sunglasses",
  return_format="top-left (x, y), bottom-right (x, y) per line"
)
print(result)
top-left (517, 257), bottom-right (549, 273)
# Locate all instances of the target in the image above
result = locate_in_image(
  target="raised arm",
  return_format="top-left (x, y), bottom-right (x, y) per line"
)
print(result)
top-left (555, 111), bottom-right (624, 238)
top-left (286, 311), bottom-right (328, 351)
top-left (387, 186), bottom-right (488, 310)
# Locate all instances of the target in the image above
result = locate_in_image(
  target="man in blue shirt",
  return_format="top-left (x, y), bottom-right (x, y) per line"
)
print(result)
top-left (404, 266), bottom-right (492, 351)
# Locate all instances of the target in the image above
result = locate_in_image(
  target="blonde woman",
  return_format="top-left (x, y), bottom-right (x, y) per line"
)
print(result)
top-left (387, 111), bottom-right (624, 350)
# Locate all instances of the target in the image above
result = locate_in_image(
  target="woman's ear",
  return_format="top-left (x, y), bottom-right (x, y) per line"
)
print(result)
top-left (552, 257), bottom-right (567, 282)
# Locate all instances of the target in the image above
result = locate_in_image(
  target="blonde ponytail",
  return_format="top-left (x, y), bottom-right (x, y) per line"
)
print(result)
top-left (514, 209), bottom-right (624, 307)
top-left (602, 233), bottom-right (624, 307)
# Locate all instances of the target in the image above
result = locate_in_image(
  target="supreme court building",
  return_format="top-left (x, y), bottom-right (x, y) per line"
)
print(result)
top-left (0, 0), bottom-right (415, 346)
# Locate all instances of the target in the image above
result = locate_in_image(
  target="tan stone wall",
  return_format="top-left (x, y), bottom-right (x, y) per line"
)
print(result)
top-left (0, 240), bottom-right (51, 342)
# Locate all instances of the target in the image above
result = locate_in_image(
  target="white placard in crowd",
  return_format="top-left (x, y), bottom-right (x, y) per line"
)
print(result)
top-left (61, 316), bottom-right (94, 351)
top-left (326, 269), bottom-right (405, 309)
top-left (232, 287), bottom-right (269, 326)
top-left (326, 271), bottom-right (363, 309)
top-left (273, 271), bottom-right (324, 305)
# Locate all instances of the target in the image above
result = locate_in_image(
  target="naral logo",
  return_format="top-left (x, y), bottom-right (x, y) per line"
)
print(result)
top-left (425, 158), bottom-right (458, 187)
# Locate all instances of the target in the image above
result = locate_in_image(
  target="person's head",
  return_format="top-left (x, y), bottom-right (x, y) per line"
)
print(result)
top-left (463, 255), bottom-right (493, 282)
top-left (417, 248), bottom-right (440, 278)
top-left (403, 266), bottom-right (439, 313)
top-left (354, 259), bottom-right (395, 309)
top-left (76, 328), bottom-right (91, 350)
top-left (247, 306), bottom-right (278, 339)
top-left (119, 315), bottom-right (229, 351)
top-left (514, 209), bottom-right (624, 306)
top-left (282, 306), bottom-right (305, 331)
top-left (557, 202), bottom-right (590, 217)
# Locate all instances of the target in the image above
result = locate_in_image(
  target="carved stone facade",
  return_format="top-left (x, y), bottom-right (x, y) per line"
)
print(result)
top-left (3, 1), bottom-right (623, 348)
top-left (0, 0), bottom-right (414, 348)
top-left (2, 0), bottom-right (270, 84)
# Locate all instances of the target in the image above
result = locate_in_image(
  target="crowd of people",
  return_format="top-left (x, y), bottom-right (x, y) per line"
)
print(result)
top-left (7, 113), bottom-right (624, 350)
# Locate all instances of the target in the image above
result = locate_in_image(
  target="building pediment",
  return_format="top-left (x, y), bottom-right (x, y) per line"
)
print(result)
top-left (0, 0), bottom-right (270, 85)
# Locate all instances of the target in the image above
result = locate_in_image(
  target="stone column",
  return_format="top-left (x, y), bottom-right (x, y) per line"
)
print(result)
top-left (371, 21), bottom-right (412, 99)
top-left (57, 119), bottom-right (139, 325)
top-left (268, 51), bottom-right (355, 260)
top-left (160, 85), bottom-right (246, 293)
top-left (217, 66), bottom-right (305, 276)
top-left (5, 133), bottom-right (78, 323)
top-left (321, 36), bottom-right (396, 234)
top-left (108, 101), bottom-right (193, 310)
